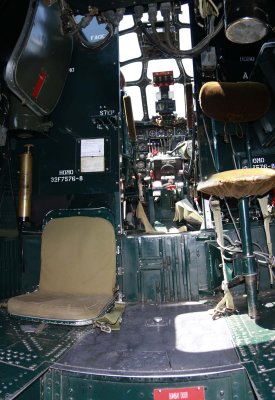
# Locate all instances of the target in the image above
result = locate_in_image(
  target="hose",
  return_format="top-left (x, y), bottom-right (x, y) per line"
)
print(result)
top-left (134, 4), bottom-right (224, 59)
top-left (58, 1), bottom-right (117, 50)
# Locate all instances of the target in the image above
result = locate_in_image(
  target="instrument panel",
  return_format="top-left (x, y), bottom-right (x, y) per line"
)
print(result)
top-left (134, 122), bottom-right (187, 174)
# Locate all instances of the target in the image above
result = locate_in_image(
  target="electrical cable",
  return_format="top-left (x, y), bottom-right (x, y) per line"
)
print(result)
top-left (201, 115), bottom-right (217, 171)
top-left (134, 4), bottom-right (224, 59)
top-left (198, 0), bottom-right (220, 19)
top-left (216, 238), bottom-right (242, 253)
top-left (58, 0), bottom-right (116, 50)
top-left (223, 198), bottom-right (242, 242)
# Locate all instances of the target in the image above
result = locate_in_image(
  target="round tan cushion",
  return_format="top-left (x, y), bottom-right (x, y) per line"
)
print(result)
top-left (199, 82), bottom-right (271, 123)
top-left (197, 168), bottom-right (275, 198)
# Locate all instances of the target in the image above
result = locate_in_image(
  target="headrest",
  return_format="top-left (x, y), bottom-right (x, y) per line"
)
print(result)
top-left (199, 81), bottom-right (271, 123)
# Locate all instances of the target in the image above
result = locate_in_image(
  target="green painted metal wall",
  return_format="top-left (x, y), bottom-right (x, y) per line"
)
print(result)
top-left (120, 231), bottom-right (215, 303)
top-left (41, 367), bottom-right (255, 400)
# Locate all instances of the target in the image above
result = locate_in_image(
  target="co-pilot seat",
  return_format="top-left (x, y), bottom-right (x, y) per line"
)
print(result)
top-left (8, 210), bottom-right (117, 325)
top-left (198, 81), bottom-right (275, 318)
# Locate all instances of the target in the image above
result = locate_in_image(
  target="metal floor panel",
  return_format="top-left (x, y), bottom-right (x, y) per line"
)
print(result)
top-left (226, 290), bottom-right (275, 400)
top-left (3, 293), bottom-right (275, 399)
top-left (0, 308), bottom-right (91, 400)
top-left (54, 301), bottom-right (241, 377)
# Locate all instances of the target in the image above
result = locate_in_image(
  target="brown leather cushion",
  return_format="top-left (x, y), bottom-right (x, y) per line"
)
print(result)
top-left (199, 82), bottom-right (271, 123)
top-left (197, 168), bottom-right (275, 198)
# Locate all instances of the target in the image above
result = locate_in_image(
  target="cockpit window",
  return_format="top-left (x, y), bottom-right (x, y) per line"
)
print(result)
top-left (146, 82), bottom-right (186, 119)
top-left (119, 15), bottom-right (134, 31)
top-left (179, 4), bottom-right (190, 23)
top-left (147, 59), bottom-right (180, 79)
top-left (124, 86), bottom-right (143, 120)
top-left (74, 16), bottom-right (108, 44)
top-left (141, 10), bottom-right (163, 23)
top-left (182, 59), bottom-right (194, 77)
top-left (180, 28), bottom-right (194, 77)
top-left (119, 32), bottom-right (141, 62)
top-left (119, 4), bottom-right (193, 121)
top-left (121, 62), bottom-right (143, 82)
top-left (180, 28), bottom-right (192, 51)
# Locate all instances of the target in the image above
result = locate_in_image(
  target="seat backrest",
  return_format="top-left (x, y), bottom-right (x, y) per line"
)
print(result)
top-left (199, 81), bottom-right (271, 123)
top-left (39, 216), bottom-right (116, 296)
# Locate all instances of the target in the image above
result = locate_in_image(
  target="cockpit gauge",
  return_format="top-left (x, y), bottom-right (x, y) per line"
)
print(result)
top-left (176, 127), bottom-right (184, 135)
top-left (138, 142), bottom-right (148, 152)
top-left (136, 160), bottom-right (146, 169)
top-left (149, 129), bottom-right (156, 137)
top-left (157, 129), bottom-right (164, 137)
top-left (167, 128), bottom-right (174, 136)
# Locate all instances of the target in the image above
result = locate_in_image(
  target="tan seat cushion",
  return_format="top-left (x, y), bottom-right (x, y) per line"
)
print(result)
top-left (39, 216), bottom-right (116, 295)
top-left (7, 291), bottom-right (114, 322)
top-left (197, 168), bottom-right (275, 198)
top-left (8, 216), bottom-right (116, 323)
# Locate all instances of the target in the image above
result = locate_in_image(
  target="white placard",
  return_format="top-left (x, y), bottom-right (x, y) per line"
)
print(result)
top-left (80, 138), bottom-right (105, 172)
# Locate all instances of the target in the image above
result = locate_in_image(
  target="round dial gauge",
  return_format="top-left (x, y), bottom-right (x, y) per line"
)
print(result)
top-left (136, 160), bottom-right (145, 169)
top-left (138, 142), bottom-right (148, 152)
top-left (149, 129), bottom-right (156, 137)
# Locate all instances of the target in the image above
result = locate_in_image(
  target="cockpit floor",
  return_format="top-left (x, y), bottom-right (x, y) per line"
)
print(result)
top-left (53, 292), bottom-right (275, 399)
top-left (54, 301), bottom-right (240, 376)
top-left (1, 291), bottom-right (275, 399)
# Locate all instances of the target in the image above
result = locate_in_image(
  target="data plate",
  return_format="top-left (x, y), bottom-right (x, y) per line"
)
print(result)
top-left (154, 386), bottom-right (205, 400)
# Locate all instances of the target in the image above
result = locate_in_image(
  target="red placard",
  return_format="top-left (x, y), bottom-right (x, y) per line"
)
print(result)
top-left (32, 71), bottom-right (47, 99)
top-left (154, 386), bottom-right (205, 400)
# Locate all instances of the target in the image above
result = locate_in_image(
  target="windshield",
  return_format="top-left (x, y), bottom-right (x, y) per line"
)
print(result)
top-left (119, 4), bottom-right (193, 121)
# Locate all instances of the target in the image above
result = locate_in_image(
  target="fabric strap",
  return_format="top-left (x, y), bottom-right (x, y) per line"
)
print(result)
top-left (211, 198), bottom-right (235, 311)
top-left (258, 195), bottom-right (274, 285)
top-left (95, 302), bottom-right (126, 332)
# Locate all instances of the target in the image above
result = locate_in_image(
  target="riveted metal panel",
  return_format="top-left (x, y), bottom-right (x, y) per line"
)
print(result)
top-left (120, 236), bottom-right (139, 302)
top-left (0, 237), bottom-right (21, 300)
top-left (121, 233), bottom-right (201, 303)
top-left (0, 308), bottom-right (91, 400)
top-left (41, 367), bottom-right (255, 400)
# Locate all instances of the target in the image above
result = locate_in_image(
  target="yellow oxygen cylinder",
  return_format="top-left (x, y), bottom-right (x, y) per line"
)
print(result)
top-left (18, 144), bottom-right (33, 222)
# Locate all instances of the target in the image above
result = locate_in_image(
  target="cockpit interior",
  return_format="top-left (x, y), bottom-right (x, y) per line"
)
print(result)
top-left (1, 1), bottom-right (275, 399)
